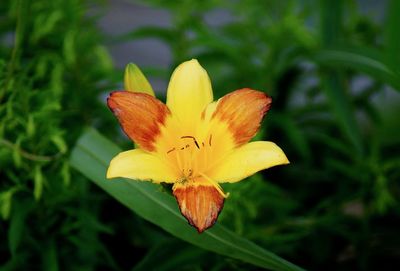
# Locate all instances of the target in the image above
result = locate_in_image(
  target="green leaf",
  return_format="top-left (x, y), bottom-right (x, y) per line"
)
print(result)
top-left (26, 115), bottom-right (35, 137)
top-left (385, 0), bottom-right (400, 74)
top-left (61, 161), bottom-right (71, 187)
top-left (271, 113), bottom-right (311, 162)
top-left (12, 137), bottom-right (22, 168)
top-left (70, 128), bottom-right (306, 271)
top-left (133, 238), bottom-right (207, 271)
top-left (43, 240), bottom-right (59, 271)
top-left (321, 73), bottom-right (363, 155)
top-left (51, 134), bottom-right (67, 154)
top-left (312, 48), bottom-right (400, 90)
top-left (319, 0), bottom-right (343, 46)
top-left (8, 199), bottom-right (32, 257)
top-left (33, 165), bottom-right (44, 201)
top-left (0, 187), bottom-right (19, 220)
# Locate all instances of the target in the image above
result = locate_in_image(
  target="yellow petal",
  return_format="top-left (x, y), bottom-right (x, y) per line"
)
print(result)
top-left (166, 59), bottom-right (213, 128)
top-left (124, 63), bottom-right (155, 96)
top-left (107, 149), bottom-right (177, 183)
top-left (208, 141), bottom-right (289, 183)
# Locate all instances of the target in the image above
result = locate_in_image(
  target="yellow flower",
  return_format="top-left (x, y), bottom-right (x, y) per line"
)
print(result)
top-left (107, 59), bottom-right (289, 232)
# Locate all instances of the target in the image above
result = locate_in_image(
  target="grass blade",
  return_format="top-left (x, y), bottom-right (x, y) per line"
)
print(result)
top-left (385, 0), bottom-right (400, 74)
top-left (313, 48), bottom-right (400, 90)
top-left (321, 73), bottom-right (363, 155)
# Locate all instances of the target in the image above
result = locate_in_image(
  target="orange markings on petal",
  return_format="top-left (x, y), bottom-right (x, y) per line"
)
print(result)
top-left (173, 183), bottom-right (224, 233)
top-left (107, 91), bottom-right (170, 152)
top-left (212, 88), bottom-right (272, 146)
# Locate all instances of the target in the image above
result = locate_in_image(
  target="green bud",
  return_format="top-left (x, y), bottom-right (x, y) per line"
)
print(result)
top-left (124, 63), bottom-right (155, 96)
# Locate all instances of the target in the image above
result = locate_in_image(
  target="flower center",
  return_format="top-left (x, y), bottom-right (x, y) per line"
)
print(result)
top-left (166, 134), bottom-right (213, 180)
top-left (165, 134), bottom-right (228, 198)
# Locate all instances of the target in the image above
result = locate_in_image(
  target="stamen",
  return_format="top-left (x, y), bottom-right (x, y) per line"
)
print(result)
top-left (199, 173), bottom-right (229, 198)
top-left (208, 134), bottom-right (212, 146)
top-left (183, 143), bottom-right (190, 178)
top-left (181, 135), bottom-right (200, 149)
top-left (167, 148), bottom-right (176, 154)
top-left (174, 147), bottom-right (183, 172)
top-left (181, 136), bottom-right (198, 175)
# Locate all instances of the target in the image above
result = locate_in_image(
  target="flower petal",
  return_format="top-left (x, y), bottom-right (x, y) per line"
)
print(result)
top-left (107, 91), bottom-right (170, 152)
top-left (107, 149), bottom-right (177, 183)
top-left (208, 141), bottom-right (289, 183)
top-left (212, 88), bottom-right (271, 146)
top-left (173, 181), bottom-right (224, 233)
top-left (166, 59), bottom-right (213, 128)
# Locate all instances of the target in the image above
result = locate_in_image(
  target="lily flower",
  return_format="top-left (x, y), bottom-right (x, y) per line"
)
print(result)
top-left (107, 59), bottom-right (289, 233)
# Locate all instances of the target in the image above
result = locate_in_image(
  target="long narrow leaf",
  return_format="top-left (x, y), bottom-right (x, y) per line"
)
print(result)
top-left (313, 49), bottom-right (400, 90)
top-left (321, 73), bottom-right (363, 155)
top-left (70, 128), bottom-right (305, 271)
top-left (385, 0), bottom-right (400, 74)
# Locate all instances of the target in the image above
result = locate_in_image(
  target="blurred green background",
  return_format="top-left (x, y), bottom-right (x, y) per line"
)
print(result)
top-left (1, 0), bottom-right (400, 270)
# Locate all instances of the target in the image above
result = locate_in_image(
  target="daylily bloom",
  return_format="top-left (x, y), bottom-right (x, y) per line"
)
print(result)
top-left (107, 59), bottom-right (289, 233)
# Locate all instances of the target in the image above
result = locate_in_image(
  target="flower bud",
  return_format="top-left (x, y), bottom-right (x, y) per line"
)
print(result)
top-left (124, 63), bottom-right (155, 96)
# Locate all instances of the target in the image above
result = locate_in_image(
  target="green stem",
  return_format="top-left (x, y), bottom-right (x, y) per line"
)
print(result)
top-left (0, 138), bottom-right (61, 162)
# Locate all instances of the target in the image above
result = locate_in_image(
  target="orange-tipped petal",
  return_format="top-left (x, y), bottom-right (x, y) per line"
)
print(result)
top-left (212, 88), bottom-right (271, 146)
top-left (107, 91), bottom-right (170, 152)
top-left (173, 182), bottom-right (224, 233)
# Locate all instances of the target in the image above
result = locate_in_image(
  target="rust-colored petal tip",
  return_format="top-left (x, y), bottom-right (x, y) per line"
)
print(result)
top-left (173, 184), bottom-right (224, 233)
top-left (212, 88), bottom-right (272, 146)
top-left (107, 91), bottom-right (170, 152)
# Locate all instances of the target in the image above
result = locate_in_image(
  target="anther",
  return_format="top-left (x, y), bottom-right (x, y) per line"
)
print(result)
top-left (167, 148), bottom-right (176, 154)
top-left (209, 134), bottom-right (213, 146)
top-left (181, 135), bottom-right (200, 149)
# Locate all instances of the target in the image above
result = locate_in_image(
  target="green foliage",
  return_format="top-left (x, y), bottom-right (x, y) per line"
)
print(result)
top-left (0, 0), bottom-right (116, 269)
top-left (1, 0), bottom-right (400, 270)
